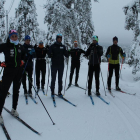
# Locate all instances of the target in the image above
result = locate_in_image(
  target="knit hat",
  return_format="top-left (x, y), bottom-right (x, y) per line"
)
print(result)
top-left (93, 35), bottom-right (98, 42)
top-left (74, 40), bottom-right (78, 44)
top-left (39, 40), bottom-right (43, 44)
top-left (56, 34), bottom-right (62, 40)
top-left (9, 30), bottom-right (18, 38)
top-left (113, 36), bottom-right (118, 42)
top-left (25, 35), bottom-right (31, 40)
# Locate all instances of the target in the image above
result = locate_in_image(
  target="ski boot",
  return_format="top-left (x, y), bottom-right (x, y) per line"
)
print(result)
top-left (11, 108), bottom-right (19, 117)
top-left (75, 83), bottom-right (79, 87)
top-left (108, 87), bottom-right (111, 91)
top-left (28, 90), bottom-right (32, 96)
top-left (58, 92), bottom-right (63, 97)
top-left (96, 90), bottom-right (100, 96)
top-left (41, 86), bottom-right (45, 93)
top-left (68, 83), bottom-right (72, 87)
top-left (116, 86), bottom-right (121, 91)
top-left (24, 89), bottom-right (28, 96)
top-left (88, 90), bottom-right (91, 96)
top-left (0, 115), bottom-right (4, 124)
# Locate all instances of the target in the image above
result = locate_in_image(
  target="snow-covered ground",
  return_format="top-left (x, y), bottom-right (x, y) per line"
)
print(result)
top-left (1, 57), bottom-right (140, 140)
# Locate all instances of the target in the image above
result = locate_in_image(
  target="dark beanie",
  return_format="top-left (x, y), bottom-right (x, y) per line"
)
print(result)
top-left (113, 36), bottom-right (118, 42)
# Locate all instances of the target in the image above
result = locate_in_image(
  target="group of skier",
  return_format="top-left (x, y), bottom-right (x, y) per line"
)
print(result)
top-left (0, 29), bottom-right (126, 125)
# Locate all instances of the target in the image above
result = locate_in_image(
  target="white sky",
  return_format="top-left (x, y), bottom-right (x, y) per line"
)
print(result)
top-left (4, 0), bottom-right (133, 46)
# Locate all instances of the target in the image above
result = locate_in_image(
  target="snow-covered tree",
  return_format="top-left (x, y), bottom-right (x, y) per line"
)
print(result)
top-left (15, 0), bottom-right (39, 44)
top-left (123, 0), bottom-right (140, 79)
top-left (44, 0), bottom-right (97, 48)
top-left (0, 0), bottom-right (6, 43)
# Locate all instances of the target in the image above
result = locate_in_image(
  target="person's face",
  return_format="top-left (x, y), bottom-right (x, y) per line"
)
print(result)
top-left (74, 43), bottom-right (78, 47)
top-left (113, 40), bottom-right (118, 45)
top-left (57, 37), bottom-right (62, 43)
top-left (93, 40), bottom-right (97, 44)
top-left (10, 34), bottom-right (18, 41)
top-left (25, 39), bottom-right (30, 45)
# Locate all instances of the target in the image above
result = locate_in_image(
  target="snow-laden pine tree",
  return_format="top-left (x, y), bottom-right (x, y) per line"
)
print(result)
top-left (0, 0), bottom-right (6, 43)
top-left (123, 0), bottom-right (140, 80)
top-left (44, 0), bottom-right (97, 48)
top-left (15, 0), bottom-right (39, 44)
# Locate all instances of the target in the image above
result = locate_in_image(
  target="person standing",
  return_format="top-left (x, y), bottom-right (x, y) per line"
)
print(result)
top-left (35, 41), bottom-right (48, 92)
top-left (68, 41), bottom-right (85, 87)
top-left (85, 35), bottom-right (103, 96)
top-left (48, 34), bottom-right (69, 97)
top-left (22, 35), bottom-right (36, 96)
top-left (106, 36), bottom-right (126, 91)
top-left (0, 30), bottom-right (25, 124)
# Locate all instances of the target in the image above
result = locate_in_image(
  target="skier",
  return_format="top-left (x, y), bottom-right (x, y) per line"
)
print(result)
top-left (0, 30), bottom-right (25, 124)
top-left (48, 34), bottom-right (69, 97)
top-left (105, 36), bottom-right (126, 91)
top-left (34, 41), bottom-right (48, 92)
top-left (68, 40), bottom-right (85, 87)
top-left (85, 35), bottom-right (103, 96)
top-left (22, 35), bottom-right (36, 96)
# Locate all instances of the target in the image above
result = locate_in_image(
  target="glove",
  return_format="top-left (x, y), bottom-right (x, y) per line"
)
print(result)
top-left (107, 54), bottom-right (111, 59)
top-left (29, 49), bottom-right (35, 55)
top-left (0, 62), bottom-right (6, 67)
top-left (123, 54), bottom-right (126, 58)
top-left (20, 60), bottom-right (24, 67)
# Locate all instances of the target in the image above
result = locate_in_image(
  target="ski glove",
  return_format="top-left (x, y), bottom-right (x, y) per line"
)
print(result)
top-left (123, 54), bottom-right (126, 58)
top-left (20, 60), bottom-right (24, 67)
top-left (0, 62), bottom-right (6, 67)
top-left (107, 54), bottom-right (111, 59)
top-left (29, 49), bottom-right (35, 55)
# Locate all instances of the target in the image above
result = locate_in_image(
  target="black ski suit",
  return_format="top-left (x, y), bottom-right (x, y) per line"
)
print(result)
top-left (85, 43), bottom-right (103, 91)
top-left (22, 43), bottom-right (36, 92)
top-left (35, 47), bottom-right (48, 88)
top-left (68, 48), bottom-right (85, 84)
top-left (0, 40), bottom-right (25, 115)
top-left (105, 44), bottom-right (124, 88)
top-left (48, 42), bottom-right (69, 93)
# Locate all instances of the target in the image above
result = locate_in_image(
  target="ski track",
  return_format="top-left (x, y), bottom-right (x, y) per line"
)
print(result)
top-left (108, 95), bottom-right (140, 140)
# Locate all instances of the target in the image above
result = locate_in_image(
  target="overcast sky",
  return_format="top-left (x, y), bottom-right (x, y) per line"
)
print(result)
top-left (4, 0), bottom-right (133, 46)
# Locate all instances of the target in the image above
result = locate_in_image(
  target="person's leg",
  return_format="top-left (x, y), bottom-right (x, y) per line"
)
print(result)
top-left (36, 61), bottom-right (40, 89)
top-left (69, 63), bottom-right (75, 85)
top-left (58, 64), bottom-right (64, 94)
top-left (22, 70), bottom-right (27, 92)
top-left (88, 65), bottom-right (94, 94)
top-left (0, 68), bottom-right (14, 115)
top-left (28, 67), bottom-right (33, 93)
top-left (12, 67), bottom-right (23, 111)
top-left (75, 63), bottom-right (80, 84)
top-left (115, 64), bottom-right (120, 88)
top-left (51, 65), bottom-right (57, 94)
top-left (95, 64), bottom-right (100, 92)
top-left (108, 64), bottom-right (114, 89)
top-left (41, 61), bottom-right (46, 89)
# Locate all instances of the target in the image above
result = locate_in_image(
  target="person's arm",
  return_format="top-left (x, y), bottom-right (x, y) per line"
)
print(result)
top-left (81, 49), bottom-right (86, 54)
top-left (63, 46), bottom-right (69, 58)
top-left (48, 45), bottom-right (53, 58)
top-left (105, 47), bottom-right (110, 58)
top-left (119, 47), bottom-right (126, 58)
top-left (85, 46), bottom-right (91, 56)
top-left (0, 44), bottom-right (5, 53)
top-left (97, 46), bottom-right (103, 56)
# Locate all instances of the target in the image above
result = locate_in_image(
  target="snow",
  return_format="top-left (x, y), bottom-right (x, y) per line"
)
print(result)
top-left (0, 57), bottom-right (140, 140)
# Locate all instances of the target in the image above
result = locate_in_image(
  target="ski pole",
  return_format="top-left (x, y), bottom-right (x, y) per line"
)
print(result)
top-left (19, 56), bottom-right (31, 83)
top-left (0, 67), bottom-right (4, 75)
top-left (63, 57), bottom-right (69, 96)
top-left (25, 72), bottom-right (55, 125)
top-left (46, 60), bottom-right (51, 96)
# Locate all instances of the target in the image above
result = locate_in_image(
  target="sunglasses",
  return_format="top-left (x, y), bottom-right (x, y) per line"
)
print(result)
top-left (57, 34), bottom-right (62, 36)
top-left (9, 30), bottom-right (17, 34)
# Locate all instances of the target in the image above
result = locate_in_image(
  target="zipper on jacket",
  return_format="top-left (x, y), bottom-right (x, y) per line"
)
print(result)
top-left (14, 45), bottom-right (17, 67)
